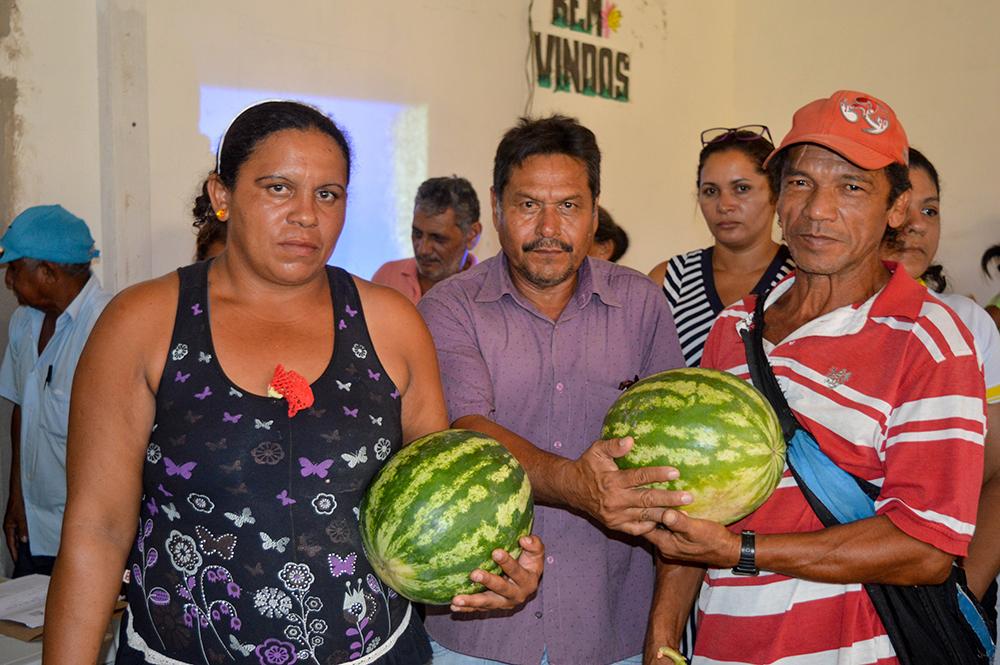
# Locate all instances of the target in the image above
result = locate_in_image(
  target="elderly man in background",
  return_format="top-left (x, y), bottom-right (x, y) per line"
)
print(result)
top-left (1, 205), bottom-right (112, 576)
top-left (644, 91), bottom-right (988, 664)
top-left (372, 175), bottom-right (482, 303)
top-left (419, 115), bottom-right (687, 665)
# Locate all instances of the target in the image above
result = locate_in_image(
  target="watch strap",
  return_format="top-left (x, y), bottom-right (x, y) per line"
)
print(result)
top-left (731, 529), bottom-right (759, 576)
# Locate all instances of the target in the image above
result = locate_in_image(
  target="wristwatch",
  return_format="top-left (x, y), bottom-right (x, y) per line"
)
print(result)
top-left (731, 530), bottom-right (759, 576)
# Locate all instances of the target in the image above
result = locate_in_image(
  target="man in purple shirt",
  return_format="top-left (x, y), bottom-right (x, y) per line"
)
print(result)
top-left (372, 175), bottom-right (482, 303)
top-left (418, 115), bottom-right (687, 665)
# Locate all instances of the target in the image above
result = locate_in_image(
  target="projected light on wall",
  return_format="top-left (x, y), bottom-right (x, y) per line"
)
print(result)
top-left (199, 87), bottom-right (428, 279)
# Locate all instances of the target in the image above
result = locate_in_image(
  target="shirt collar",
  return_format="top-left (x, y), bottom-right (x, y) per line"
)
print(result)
top-left (761, 261), bottom-right (922, 341)
top-left (868, 261), bottom-right (925, 321)
top-left (475, 253), bottom-right (622, 309)
top-left (60, 274), bottom-right (102, 325)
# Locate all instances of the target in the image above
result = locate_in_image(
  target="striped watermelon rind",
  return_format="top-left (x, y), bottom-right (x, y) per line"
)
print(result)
top-left (602, 367), bottom-right (784, 524)
top-left (359, 429), bottom-right (534, 605)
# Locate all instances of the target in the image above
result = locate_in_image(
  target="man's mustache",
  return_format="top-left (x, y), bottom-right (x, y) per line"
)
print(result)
top-left (523, 238), bottom-right (573, 252)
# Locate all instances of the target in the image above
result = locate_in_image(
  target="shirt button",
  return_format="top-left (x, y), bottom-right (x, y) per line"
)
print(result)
top-left (555, 382), bottom-right (564, 392)
top-left (546, 556), bottom-right (554, 564)
top-left (553, 441), bottom-right (562, 449)
top-left (535, 611), bottom-right (543, 619)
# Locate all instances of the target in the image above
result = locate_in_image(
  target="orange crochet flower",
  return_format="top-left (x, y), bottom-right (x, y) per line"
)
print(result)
top-left (267, 364), bottom-right (314, 417)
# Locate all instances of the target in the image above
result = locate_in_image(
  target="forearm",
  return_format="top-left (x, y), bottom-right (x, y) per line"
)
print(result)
top-left (650, 511), bottom-right (954, 587)
top-left (43, 523), bottom-right (132, 663)
top-left (646, 557), bottom-right (704, 650)
top-left (965, 475), bottom-right (1000, 598)
top-left (965, 402), bottom-right (1000, 598)
top-left (757, 515), bottom-right (953, 585)
top-left (452, 414), bottom-right (574, 506)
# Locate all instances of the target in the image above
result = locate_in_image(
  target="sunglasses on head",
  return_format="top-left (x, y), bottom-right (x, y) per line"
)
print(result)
top-left (700, 124), bottom-right (773, 147)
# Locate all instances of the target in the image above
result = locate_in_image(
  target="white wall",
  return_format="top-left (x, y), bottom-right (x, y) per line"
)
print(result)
top-left (145, 1), bottom-right (533, 274)
top-left (732, 0), bottom-right (1000, 304)
top-left (6, 1), bottom-right (996, 296)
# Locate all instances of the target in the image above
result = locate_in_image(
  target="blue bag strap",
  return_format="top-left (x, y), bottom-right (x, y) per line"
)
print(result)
top-left (739, 294), bottom-right (879, 526)
top-left (786, 429), bottom-right (876, 523)
top-left (958, 584), bottom-right (998, 658)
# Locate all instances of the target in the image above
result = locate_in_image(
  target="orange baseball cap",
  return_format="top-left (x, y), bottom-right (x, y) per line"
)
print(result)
top-left (764, 90), bottom-right (908, 170)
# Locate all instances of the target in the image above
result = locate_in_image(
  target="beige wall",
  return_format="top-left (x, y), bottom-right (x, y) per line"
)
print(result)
top-left (4, 0), bottom-right (997, 299)
top-left (145, 1), bottom-right (533, 274)
top-left (732, 0), bottom-right (1000, 303)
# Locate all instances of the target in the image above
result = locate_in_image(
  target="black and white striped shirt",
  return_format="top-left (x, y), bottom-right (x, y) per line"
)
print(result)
top-left (661, 245), bottom-right (794, 659)
top-left (663, 245), bottom-right (794, 367)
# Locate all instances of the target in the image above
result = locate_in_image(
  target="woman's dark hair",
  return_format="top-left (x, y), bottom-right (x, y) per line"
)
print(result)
top-left (907, 147), bottom-right (939, 193)
top-left (697, 131), bottom-right (777, 200)
top-left (907, 148), bottom-right (944, 291)
top-left (192, 178), bottom-right (228, 261)
top-left (594, 206), bottom-right (629, 262)
top-left (493, 114), bottom-right (600, 201)
top-left (215, 100), bottom-right (352, 190)
top-left (982, 244), bottom-right (1000, 278)
top-left (879, 147), bottom-right (944, 290)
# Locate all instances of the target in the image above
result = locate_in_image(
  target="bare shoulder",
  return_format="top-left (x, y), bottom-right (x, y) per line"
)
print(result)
top-left (97, 272), bottom-right (179, 335)
top-left (354, 275), bottom-right (425, 332)
top-left (647, 260), bottom-right (669, 284)
top-left (86, 272), bottom-right (180, 387)
top-left (353, 275), bottom-right (435, 399)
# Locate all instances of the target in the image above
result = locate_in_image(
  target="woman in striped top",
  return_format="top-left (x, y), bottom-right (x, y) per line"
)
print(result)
top-left (648, 126), bottom-right (794, 368)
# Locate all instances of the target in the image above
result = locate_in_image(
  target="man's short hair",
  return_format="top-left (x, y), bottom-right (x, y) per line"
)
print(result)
top-left (493, 115), bottom-right (601, 202)
top-left (21, 257), bottom-right (92, 279)
top-left (413, 176), bottom-right (481, 233)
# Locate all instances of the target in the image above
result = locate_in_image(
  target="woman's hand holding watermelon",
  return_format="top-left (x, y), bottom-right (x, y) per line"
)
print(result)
top-left (560, 436), bottom-right (693, 536)
top-left (448, 535), bottom-right (546, 613)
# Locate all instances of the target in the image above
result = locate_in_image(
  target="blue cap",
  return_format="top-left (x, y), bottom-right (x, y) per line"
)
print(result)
top-left (0, 205), bottom-right (100, 264)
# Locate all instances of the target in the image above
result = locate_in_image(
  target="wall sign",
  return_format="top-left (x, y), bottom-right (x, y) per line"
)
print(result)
top-left (533, 1), bottom-right (630, 102)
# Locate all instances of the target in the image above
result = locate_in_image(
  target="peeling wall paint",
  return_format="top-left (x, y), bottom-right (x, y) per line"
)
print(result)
top-left (0, 0), bottom-right (19, 227)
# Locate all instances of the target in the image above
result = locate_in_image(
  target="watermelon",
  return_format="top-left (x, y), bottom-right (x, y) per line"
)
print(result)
top-left (359, 429), bottom-right (534, 605)
top-left (602, 368), bottom-right (784, 524)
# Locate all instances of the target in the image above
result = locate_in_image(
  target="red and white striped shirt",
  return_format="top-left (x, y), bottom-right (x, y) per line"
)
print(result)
top-left (694, 267), bottom-right (986, 665)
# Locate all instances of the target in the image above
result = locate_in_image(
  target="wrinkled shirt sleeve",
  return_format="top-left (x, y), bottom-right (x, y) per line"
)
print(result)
top-left (638, 284), bottom-right (685, 377)
top-left (418, 292), bottom-right (496, 423)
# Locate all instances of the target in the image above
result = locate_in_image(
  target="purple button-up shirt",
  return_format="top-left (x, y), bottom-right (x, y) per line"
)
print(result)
top-left (417, 254), bottom-right (684, 665)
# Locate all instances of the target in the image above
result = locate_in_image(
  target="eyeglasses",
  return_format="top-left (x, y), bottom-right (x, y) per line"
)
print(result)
top-left (700, 124), bottom-right (773, 147)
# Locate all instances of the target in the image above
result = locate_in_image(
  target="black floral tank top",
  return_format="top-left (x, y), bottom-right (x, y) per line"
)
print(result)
top-left (116, 261), bottom-right (430, 665)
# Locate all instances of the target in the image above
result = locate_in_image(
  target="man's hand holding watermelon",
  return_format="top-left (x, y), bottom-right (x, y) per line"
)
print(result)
top-left (556, 435), bottom-right (695, 536)
top-left (455, 415), bottom-right (695, 537)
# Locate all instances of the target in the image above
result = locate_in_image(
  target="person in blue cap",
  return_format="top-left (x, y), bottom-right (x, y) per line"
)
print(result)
top-left (0, 204), bottom-right (112, 576)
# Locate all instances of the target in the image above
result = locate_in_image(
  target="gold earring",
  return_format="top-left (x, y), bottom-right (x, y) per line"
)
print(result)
top-left (215, 208), bottom-right (228, 221)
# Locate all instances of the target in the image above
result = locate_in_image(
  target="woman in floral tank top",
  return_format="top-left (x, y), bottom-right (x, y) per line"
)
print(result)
top-left (43, 101), bottom-right (543, 665)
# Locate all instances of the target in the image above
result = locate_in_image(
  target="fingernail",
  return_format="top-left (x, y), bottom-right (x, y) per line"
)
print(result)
top-left (493, 550), bottom-right (505, 562)
top-left (681, 493), bottom-right (692, 504)
top-left (471, 571), bottom-right (483, 583)
top-left (666, 469), bottom-right (680, 480)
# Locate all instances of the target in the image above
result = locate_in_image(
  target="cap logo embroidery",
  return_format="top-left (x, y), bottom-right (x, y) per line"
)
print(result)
top-left (839, 97), bottom-right (889, 135)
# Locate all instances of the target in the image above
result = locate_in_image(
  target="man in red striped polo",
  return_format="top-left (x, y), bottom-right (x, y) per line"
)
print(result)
top-left (643, 91), bottom-right (986, 664)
